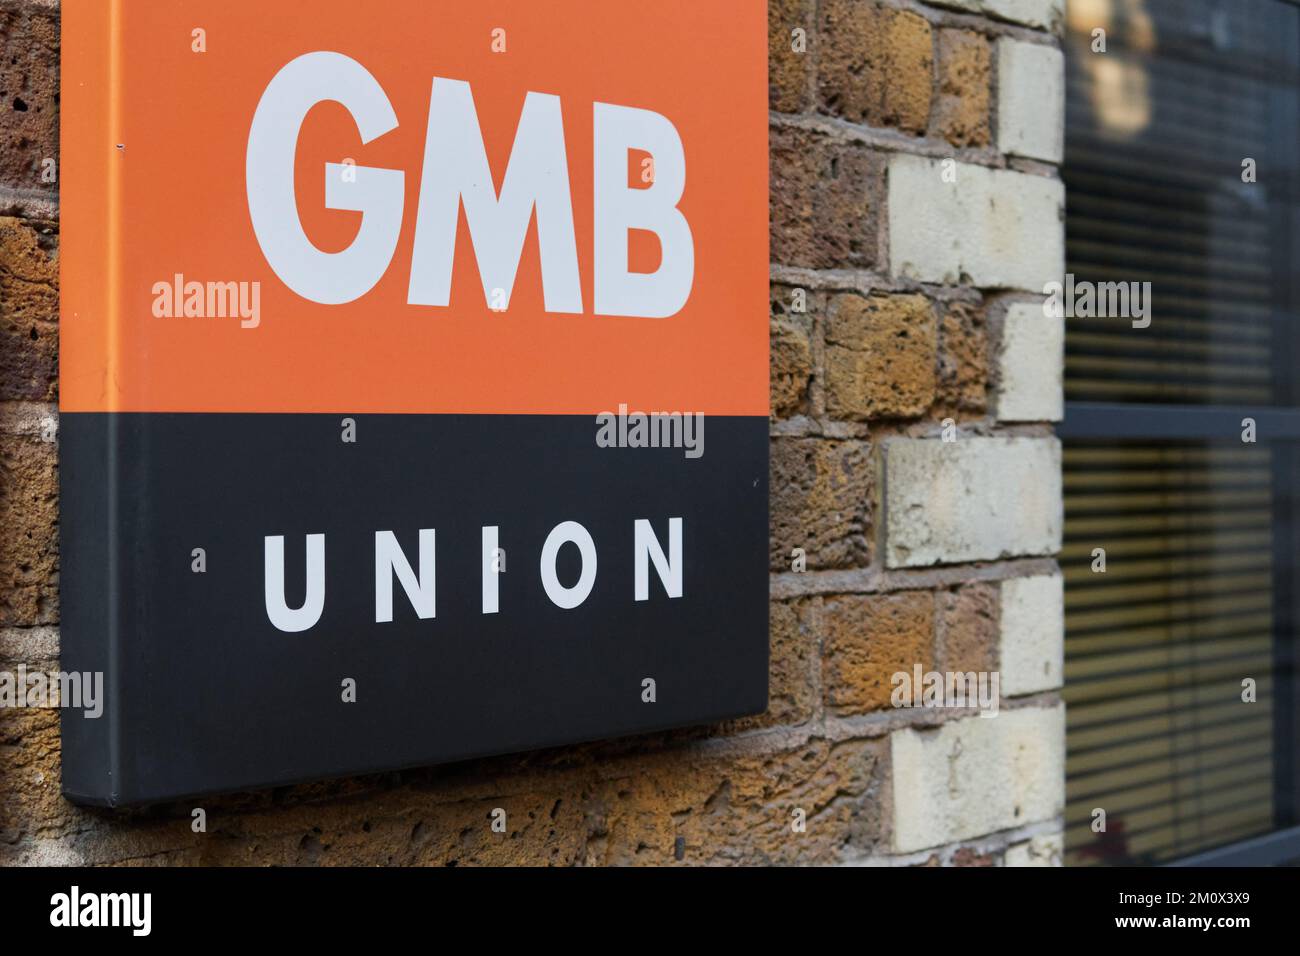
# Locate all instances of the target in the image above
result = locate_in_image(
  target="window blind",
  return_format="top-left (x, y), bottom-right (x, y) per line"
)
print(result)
top-left (1062, 0), bottom-right (1300, 865)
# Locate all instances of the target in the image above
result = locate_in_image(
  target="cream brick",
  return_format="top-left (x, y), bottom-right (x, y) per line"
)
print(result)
top-left (999, 574), bottom-right (1064, 695)
top-left (887, 155), bottom-right (1064, 292)
top-left (931, 0), bottom-right (1063, 30)
top-left (883, 437), bottom-right (1062, 568)
top-left (997, 39), bottom-right (1064, 163)
top-left (1005, 829), bottom-right (1064, 866)
top-left (997, 301), bottom-right (1063, 422)
top-left (890, 705), bottom-right (1064, 852)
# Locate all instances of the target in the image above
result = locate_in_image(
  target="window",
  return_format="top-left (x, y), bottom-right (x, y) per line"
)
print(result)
top-left (1061, 0), bottom-right (1300, 864)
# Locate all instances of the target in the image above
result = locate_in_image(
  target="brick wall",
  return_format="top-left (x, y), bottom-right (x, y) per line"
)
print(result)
top-left (0, 0), bottom-right (1067, 866)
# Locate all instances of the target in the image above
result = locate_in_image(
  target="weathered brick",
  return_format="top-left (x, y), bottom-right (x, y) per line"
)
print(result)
top-left (937, 583), bottom-right (998, 675)
top-left (950, 845), bottom-right (997, 866)
top-left (0, 624), bottom-right (58, 665)
top-left (771, 317), bottom-right (812, 419)
top-left (822, 592), bottom-right (934, 716)
top-left (770, 283), bottom-right (819, 419)
top-left (0, 421), bottom-right (58, 626)
top-left (936, 300), bottom-right (987, 413)
top-left (997, 39), bottom-right (1064, 163)
top-left (13, 735), bottom-right (887, 866)
top-left (0, 3), bottom-right (58, 192)
top-left (0, 708), bottom-right (61, 850)
top-left (929, 0), bottom-right (1064, 30)
top-left (887, 155), bottom-right (1064, 292)
top-left (16, 776), bottom-right (595, 867)
top-left (721, 601), bottom-right (817, 732)
top-left (257, 790), bottom-right (594, 867)
top-left (771, 437), bottom-right (871, 571)
top-left (999, 574), bottom-right (1063, 696)
top-left (930, 30), bottom-right (991, 147)
top-left (769, 0), bottom-right (811, 112)
top-left (0, 217), bottom-right (58, 402)
top-left (818, 0), bottom-right (933, 134)
top-left (771, 126), bottom-right (880, 270)
top-left (890, 704), bottom-right (1065, 852)
top-left (587, 737), bottom-right (886, 865)
top-left (1005, 829), bottom-right (1063, 866)
top-left (765, 601), bottom-right (818, 727)
top-left (883, 437), bottom-right (1062, 568)
top-left (997, 300), bottom-right (1063, 422)
top-left (824, 293), bottom-right (936, 420)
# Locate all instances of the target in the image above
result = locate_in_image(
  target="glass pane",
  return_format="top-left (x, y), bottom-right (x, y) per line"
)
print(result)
top-left (1062, 442), bottom-right (1278, 864)
top-left (1063, 0), bottom-right (1300, 405)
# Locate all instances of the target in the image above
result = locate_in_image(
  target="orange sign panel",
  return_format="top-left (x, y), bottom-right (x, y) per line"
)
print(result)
top-left (61, 0), bottom-right (768, 415)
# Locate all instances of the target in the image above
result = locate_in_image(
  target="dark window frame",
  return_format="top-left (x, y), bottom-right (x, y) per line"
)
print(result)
top-left (1061, 0), bottom-right (1300, 866)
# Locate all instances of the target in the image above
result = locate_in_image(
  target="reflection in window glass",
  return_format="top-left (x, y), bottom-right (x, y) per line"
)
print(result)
top-left (1063, 444), bottom-right (1276, 864)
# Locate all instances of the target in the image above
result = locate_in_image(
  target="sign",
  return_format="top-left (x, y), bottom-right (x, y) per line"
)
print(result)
top-left (59, 1), bottom-right (769, 804)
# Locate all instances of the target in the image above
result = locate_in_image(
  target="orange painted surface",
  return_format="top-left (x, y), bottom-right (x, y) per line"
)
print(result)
top-left (60, 1), bottom-right (769, 415)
